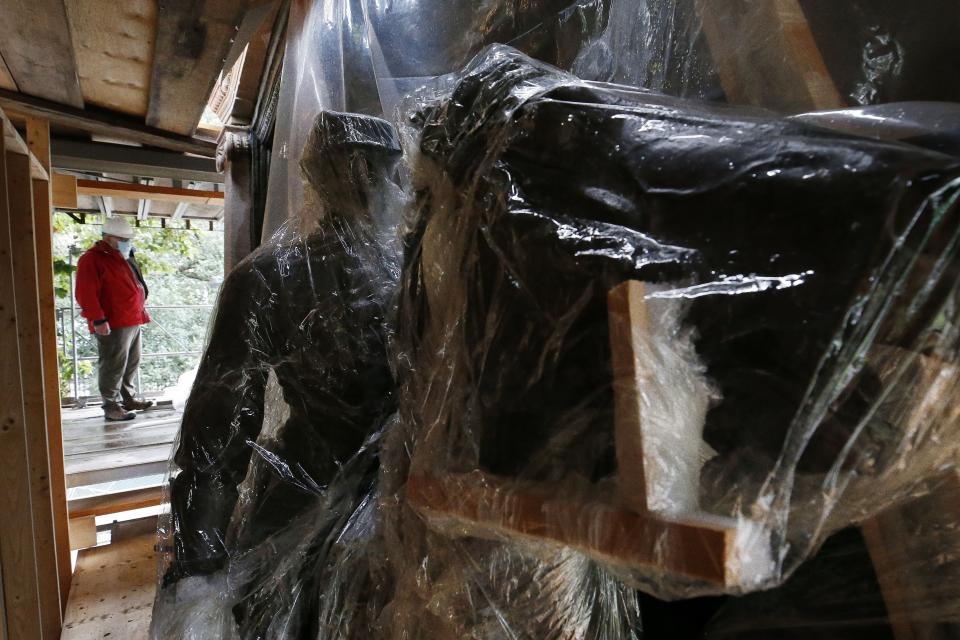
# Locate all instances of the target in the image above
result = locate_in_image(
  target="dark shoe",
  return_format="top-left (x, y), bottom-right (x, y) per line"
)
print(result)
top-left (123, 398), bottom-right (155, 411)
top-left (104, 405), bottom-right (136, 421)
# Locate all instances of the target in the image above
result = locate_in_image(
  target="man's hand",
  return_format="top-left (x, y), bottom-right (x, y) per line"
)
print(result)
top-left (94, 321), bottom-right (111, 336)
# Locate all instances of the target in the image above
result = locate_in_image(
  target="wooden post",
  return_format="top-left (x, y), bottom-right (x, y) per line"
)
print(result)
top-left (0, 118), bottom-right (45, 640)
top-left (26, 116), bottom-right (72, 609)
top-left (695, 0), bottom-right (844, 112)
top-left (7, 145), bottom-right (62, 637)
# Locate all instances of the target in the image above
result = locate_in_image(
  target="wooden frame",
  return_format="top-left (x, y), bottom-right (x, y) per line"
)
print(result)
top-left (0, 107), bottom-right (69, 638)
top-left (407, 281), bottom-right (771, 587)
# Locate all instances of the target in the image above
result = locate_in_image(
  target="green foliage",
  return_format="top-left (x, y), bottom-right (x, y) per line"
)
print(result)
top-left (54, 213), bottom-right (224, 398)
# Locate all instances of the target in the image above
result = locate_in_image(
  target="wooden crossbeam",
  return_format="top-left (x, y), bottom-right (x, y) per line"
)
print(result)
top-left (0, 89), bottom-right (217, 156)
top-left (69, 486), bottom-right (164, 520)
top-left (407, 471), bottom-right (731, 583)
top-left (75, 178), bottom-right (224, 205)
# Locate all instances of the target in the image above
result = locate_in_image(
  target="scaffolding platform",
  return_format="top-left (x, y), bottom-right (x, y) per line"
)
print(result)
top-left (63, 404), bottom-right (181, 520)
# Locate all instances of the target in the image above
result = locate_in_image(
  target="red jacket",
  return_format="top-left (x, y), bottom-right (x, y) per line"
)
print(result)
top-left (76, 240), bottom-right (151, 333)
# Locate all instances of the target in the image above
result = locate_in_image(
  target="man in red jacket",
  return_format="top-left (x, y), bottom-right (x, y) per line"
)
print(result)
top-left (76, 217), bottom-right (154, 421)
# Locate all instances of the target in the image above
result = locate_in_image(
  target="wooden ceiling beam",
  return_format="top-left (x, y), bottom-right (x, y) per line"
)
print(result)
top-left (0, 0), bottom-right (84, 108)
top-left (147, 1), bottom-right (254, 135)
top-left (75, 178), bottom-right (224, 205)
top-left (51, 139), bottom-right (222, 183)
top-left (0, 89), bottom-right (217, 156)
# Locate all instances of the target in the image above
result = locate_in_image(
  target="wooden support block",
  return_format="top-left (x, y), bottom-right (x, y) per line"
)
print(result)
top-left (68, 517), bottom-right (97, 552)
top-left (76, 178), bottom-right (225, 205)
top-left (69, 486), bottom-right (165, 519)
top-left (695, 0), bottom-right (844, 112)
top-left (52, 172), bottom-right (78, 210)
top-left (27, 116), bottom-right (72, 612)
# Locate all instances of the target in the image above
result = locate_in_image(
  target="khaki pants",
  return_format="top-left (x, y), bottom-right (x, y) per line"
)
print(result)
top-left (95, 325), bottom-right (142, 407)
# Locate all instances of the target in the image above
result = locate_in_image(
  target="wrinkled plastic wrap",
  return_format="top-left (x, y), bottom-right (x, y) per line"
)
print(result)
top-left (153, 111), bottom-right (403, 639)
top-left (155, 1), bottom-right (960, 638)
top-left (386, 42), bottom-right (960, 605)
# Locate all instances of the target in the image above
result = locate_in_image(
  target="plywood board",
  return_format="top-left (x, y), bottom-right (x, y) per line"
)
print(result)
top-left (65, 0), bottom-right (157, 117)
top-left (61, 534), bottom-right (157, 639)
top-left (0, 0), bottom-right (84, 107)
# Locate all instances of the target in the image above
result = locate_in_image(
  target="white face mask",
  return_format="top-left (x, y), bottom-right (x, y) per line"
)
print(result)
top-left (117, 240), bottom-right (133, 258)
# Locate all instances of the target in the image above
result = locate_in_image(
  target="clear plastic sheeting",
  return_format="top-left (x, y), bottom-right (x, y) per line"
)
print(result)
top-left (389, 44), bottom-right (960, 606)
top-left (261, 0), bottom-right (721, 242)
top-left (154, 0), bottom-right (960, 637)
top-left (153, 111), bottom-right (402, 639)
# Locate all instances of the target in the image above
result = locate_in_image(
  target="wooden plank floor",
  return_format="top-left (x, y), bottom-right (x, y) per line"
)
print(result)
top-left (62, 405), bottom-right (182, 488)
top-left (61, 534), bottom-right (157, 639)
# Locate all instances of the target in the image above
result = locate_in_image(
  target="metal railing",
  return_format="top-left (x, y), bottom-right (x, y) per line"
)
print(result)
top-left (57, 304), bottom-right (211, 401)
